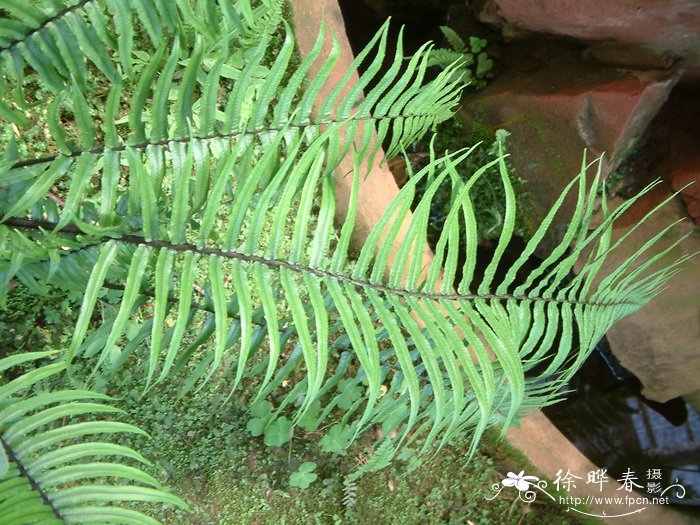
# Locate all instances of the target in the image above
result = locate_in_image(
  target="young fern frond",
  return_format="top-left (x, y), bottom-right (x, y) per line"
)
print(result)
top-left (0, 352), bottom-right (187, 523)
top-left (0, 0), bottom-right (688, 497)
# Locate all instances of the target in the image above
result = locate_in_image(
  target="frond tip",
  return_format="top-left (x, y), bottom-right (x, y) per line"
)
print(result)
top-left (0, 352), bottom-right (188, 524)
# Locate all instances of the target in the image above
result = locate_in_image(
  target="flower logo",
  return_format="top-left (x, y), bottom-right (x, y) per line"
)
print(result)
top-left (486, 470), bottom-right (552, 503)
top-left (502, 471), bottom-right (540, 492)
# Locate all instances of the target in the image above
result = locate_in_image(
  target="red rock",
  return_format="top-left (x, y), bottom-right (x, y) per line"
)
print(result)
top-left (664, 125), bottom-right (700, 223)
top-left (685, 196), bottom-right (700, 223)
top-left (586, 43), bottom-right (676, 70)
top-left (669, 158), bottom-right (700, 201)
top-left (476, 0), bottom-right (700, 69)
top-left (671, 170), bottom-right (698, 192)
top-left (459, 61), bottom-right (678, 250)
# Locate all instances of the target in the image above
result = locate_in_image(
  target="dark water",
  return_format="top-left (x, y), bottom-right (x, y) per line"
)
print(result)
top-left (542, 339), bottom-right (700, 508)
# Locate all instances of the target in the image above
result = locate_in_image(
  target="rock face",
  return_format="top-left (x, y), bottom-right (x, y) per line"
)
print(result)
top-left (670, 153), bottom-right (700, 225)
top-left (661, 85), bottom-right (700, 225)
top-left (459, 60), bottom-right (678, 248)
top-left (476, 0), bottom-right (700, 69)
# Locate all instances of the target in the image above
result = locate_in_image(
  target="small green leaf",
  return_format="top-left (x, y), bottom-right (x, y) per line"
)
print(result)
top-left (263, 417), bottom-right (293, 447)
top-left (469, 36), bottom-right (487, 53)
top-left (476, 52), bottom-right (493, 77)
top-left (251, 400), bottom-right (272, 418)
top-left (320, 424), bottom-right (351, 455)
top-left (336, 379), bottom-right (361, 410)
top-left (297, 400), bottom-right (321, 431)
top-left (246, 400), bottom-right (273, 437)
top-left (246, 417), bottom-right (267, 437)
top-left (290, 462), bottom-right (317, 489)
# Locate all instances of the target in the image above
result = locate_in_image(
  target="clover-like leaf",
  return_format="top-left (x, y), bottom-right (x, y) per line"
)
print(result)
top-left (251, 400), bottom-right (273, 417)
top-left (246, 417), bottom-right (268, 437)
top-left (469, 36), bottom-right (487, 53)
top-left (289, 462), bottom-right (318, 489)
top-left (297, 399), bottom-right (321, 431)
top-left (477, 52), bottom-right (494, 77)
top-left (320, 424), bottom-right (352, 455)
top-left (247, 400), bottom-right (274, 437)
top-left (263, 416), bottom-right (293, 447)
top-left (336, 379), bottom-right (362, 410)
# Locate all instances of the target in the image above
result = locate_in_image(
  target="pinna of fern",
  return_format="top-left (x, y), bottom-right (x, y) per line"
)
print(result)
top-left (0, 351), bottom-right (188, 524)
top-left (0, 0), bottom-right (692, 497)
top-left (0, 0), bottom-right (283, 107)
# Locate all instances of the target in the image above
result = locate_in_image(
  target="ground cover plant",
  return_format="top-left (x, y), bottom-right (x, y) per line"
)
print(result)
top-left (0, 0), bottom-right (690, 522)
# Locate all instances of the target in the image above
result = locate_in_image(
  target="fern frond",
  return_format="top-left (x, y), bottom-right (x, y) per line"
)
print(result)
top-left (5, 17), bottom-right (459, 176)
top-left (1, 0), bottom-right (160, 95)
top-left (439, 26), bottom-right (466, 53)
top-left (1, 145), bottom-right (684, 460)
top-left (346, 440), bottom-right (396, 482)
top-left (0, 5), bottom-right (687, 472)
top-left (236, 0), bottom-right (284, 44)
top-left (427, 48), bottom-right (472, 69)
top-left (0, 0), bottom-right (282, 108)
top-left (0, 351), bottom-right (187, 523)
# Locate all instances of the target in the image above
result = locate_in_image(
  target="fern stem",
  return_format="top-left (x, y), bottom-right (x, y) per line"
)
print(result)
top-left (3, 217), bottom-right (636, 309)
top-left (0, 435), bottom-right (64, 521)
top-left (9, 111), bottom-right (437, 170)
top-left (0, 220), bottom-right (269, 323)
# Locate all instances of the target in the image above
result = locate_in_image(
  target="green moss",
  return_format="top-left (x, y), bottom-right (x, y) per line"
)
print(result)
top-left (135, 411), bottom-right (599, 524)
top-left (414, 117), bottom-right (531, 245)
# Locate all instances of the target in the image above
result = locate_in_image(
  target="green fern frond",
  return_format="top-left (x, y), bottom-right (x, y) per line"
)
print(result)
top-left (236, 0), bottom-right (284, 44)
top-left (0, 0), bottom-right (282, 107)
top-left (0, 1), bottom-right (688, 483)
top-left (1, 0), bottom-right (164, 94)
top-left (0, 351), bottom-right (187, 523)
top-left (439, 26), bottom-right (466, 53)
top-left (1, 145), bottom-right (686, 460)
top-left (347, 440), bottom-right (396, 482)
top-left (426, 48), bottom-right (472, 81)
top-left (426, 26), bottom-right (491, 85)
top-left (4, 17), bottom-right (459, 175)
